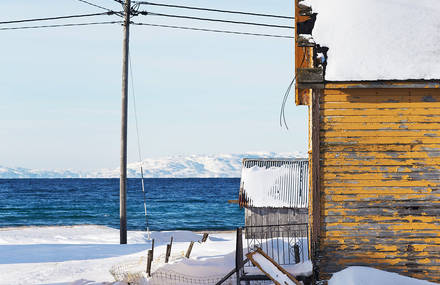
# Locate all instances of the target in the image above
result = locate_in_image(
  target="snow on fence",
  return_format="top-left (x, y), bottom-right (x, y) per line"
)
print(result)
top-left (239, 158), bottom-right (309, 208)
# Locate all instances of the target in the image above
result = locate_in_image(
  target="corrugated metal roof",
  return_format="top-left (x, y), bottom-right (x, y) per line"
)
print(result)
top-left (239, 158), bottom-right (309, 208)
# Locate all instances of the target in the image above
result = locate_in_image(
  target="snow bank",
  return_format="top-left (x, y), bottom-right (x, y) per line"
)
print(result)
top-left (0, 225), bottom-right (215, 285)
top-left (305, 0), bottom-right (440, 81)
top-left (0, 225), bottom-right (314, 285)
top-left (329, 267), bottom-right (437, 285)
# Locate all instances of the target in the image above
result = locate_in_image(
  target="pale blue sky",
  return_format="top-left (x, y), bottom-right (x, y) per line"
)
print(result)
top-left (0, 0), bottom-right (308, 170)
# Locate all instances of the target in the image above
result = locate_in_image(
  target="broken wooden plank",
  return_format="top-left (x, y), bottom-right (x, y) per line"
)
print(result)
top-left (246, 248), bottom-right (301, 285)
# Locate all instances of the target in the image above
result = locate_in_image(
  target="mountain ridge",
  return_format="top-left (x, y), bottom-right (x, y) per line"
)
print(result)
top-left (0, 151), bottom-right (306, 178)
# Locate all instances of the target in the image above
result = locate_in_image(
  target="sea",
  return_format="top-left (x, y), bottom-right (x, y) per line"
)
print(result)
top-left (0, 178), bottom-right (244, 231)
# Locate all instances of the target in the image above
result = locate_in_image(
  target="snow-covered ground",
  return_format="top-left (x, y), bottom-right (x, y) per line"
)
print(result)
top-left (0, 225), bottom-right (237, 284)
top-left (0, 225), bottom-right (435, 285)
top-left (0, 152), bottom-right (306, 178)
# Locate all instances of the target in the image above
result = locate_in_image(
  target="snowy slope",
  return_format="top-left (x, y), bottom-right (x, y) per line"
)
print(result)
top-left (0, 151), bottom-right (306, 178)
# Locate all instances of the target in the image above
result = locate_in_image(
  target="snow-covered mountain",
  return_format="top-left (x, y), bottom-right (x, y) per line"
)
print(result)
top-left (0, 151), bottom-right (306, 178)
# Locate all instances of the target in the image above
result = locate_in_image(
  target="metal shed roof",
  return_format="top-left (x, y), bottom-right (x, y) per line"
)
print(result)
top-left (238, 158), bottom-right (309, 208)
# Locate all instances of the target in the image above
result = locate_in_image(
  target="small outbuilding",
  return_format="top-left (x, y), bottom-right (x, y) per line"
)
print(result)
top-left (294, 0), bottom-right (440, 282)
top-left (238, 158), bottom-right (309, 230)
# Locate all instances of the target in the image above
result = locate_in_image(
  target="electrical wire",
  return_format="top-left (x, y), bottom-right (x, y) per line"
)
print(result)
top-left (76, 0), bottom-right (124, 17)
top-left (128, 54), bottom-right (150, 236)
top-left (134, 1), bottom-right (294, 20)
top-left (77, 0), bottom-right (114, 12)
top-left (0, 12), bottom-right (117, 25)
top-left (138, 11), bottom-right (295, 29)
top-left (279, 47), bottom-right (308, 130)
top-left (0, 21), bottom-right (122, 31)
top-left (132, 22), bottom-right (294, 39)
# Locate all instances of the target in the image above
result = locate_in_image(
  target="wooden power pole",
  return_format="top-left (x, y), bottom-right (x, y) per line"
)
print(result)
top-left (120, 0), bottom-right (131, 245)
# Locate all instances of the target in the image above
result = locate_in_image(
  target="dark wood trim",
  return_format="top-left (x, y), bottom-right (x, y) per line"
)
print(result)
top-left (311, 89), bottom-right (321, 271)
top-left (325, 80), bottom-right (440, 89)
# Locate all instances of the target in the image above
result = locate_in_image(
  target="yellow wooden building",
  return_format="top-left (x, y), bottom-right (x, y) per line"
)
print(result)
top-left (295, 0), bottom-right (440, 282)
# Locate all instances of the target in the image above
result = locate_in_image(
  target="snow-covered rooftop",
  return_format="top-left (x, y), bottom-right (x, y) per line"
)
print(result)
top-left (304, 0), bottom-right (440, 81)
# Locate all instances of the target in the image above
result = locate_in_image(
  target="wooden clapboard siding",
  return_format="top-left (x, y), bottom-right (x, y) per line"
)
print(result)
top-left (314, 87), bottom-right (440, 283)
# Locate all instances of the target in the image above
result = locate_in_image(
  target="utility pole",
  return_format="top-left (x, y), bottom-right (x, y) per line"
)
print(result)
top-left (120, 0), bottom-right (131, 245)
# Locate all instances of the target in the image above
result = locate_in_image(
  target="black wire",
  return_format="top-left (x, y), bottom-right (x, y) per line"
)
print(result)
top-left (135, 1), bottom-right (294, 20)
top-left (77, 0), bottom-right (113, 12)
top-left (0, 21), bottom-right (122, 31)
top-left (280, 47), bottom-right (308, 130)
top-left (0, 12), bottom-right (117, 25)
top-left (132, 22), bottom-right (294, 39)
top-left (139, 11), bottom-right (295, 30)
top-left (76, 0), bottom-right (124, 17)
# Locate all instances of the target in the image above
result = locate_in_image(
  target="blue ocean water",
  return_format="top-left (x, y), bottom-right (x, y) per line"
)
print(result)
top-left (0, 178), bottom-right (243, 231)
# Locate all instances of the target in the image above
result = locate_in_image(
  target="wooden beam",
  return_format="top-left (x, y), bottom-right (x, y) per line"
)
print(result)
top-left (297, 68), bottom-right (324, 84)
top-left (311, 89), bottom-right (322, 274)
top-left (246, 248), bottom-right (301, 285)
top-left (325, 81), bottom-right (440, 89)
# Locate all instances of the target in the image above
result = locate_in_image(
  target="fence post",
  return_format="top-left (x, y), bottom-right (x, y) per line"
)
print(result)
top-left (146, 249), bottom-right (153, 277)
top-left (201, 233), bottom-right (209, 242)
top-left (294, 244), bottom-right (301, 264)
top-left (165, 237), bottom-right (173, 263)
top-left (185, 241), bottom-right (195, 258)
top-left (151, 238), bottom-right (155, 258)
top-left (235, 227), bottom-right (243, 285)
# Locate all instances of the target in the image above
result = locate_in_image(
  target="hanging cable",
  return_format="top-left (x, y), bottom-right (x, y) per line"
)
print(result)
top-left (280, 47), bottom-right (308, 130)
top-left (134, 1), bottom-right (294, 20)
top-left (128, 54), bottom-right (151, 237)
top-left (138, 11), bottom-right (295, 29)
top-left (132, 22), bottom-right (294, 39)
top-left (0, 21), bottom-right (122, 31)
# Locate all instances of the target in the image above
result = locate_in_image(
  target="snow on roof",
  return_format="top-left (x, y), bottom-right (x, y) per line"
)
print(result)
top-left (304, 0), bottom-right (440, 81)
top-left (240, 160), bottom-right (309, 208)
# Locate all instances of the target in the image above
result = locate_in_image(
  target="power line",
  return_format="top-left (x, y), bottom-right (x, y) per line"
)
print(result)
top-left (134, 1), bottom-right (294, 20)
top-left (138, 11), bottom-right (295, 29)
top-left (132, 22), bottom-right (294, 39)
top-left (76, 0), bottom-right (124, 17)
top-left (77, 0), bottom-right (113, 12)
top-left (0, 21), bottom-right (122, 31)
top-left (0, 12), bottom-right (117, 25)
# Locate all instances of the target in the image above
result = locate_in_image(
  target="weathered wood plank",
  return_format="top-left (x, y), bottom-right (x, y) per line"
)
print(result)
top-left (321, 137), bottom-right (440, 145)
top-left (324, 215), bottom-right (440, 224)
top-left (323, 200), bottom-right (440, 209)
top-left (315, 253), bottom-right (440, 266)
top-left (321, 144), bottom-right (440, 152)
top-left (321, 102), bottom-right (440, 109)
top-left (323, 172), bottom-right (440, 181)
top-left (322, 151), bottom-right (440, 159)
top-left (322, 108), bottom-right (440, 116)
top-left (321, 180), bottom-right (440, 187)
top-left (321, 130), bottom-right (440, 138)
top-left (324, 207), bottom-right (440, 217)
top-left (322, 237), bottom-right (440, 246)
top-left (321, 157), bottom-right (440, 166)
top-left (321, 229), bottom-right (440, 238)
top-left (322, 193), bottom-right (440, 203)
top-left (324, 187), bottom-right (440, 195)
top-left (322, 89), bottom-right (412, 96)
top-left (321, 94), bottom-right (440, 103)
top-left (323, 115), bottom-right (440, 123)
top-left (322, 122), bottom-right (440, 130)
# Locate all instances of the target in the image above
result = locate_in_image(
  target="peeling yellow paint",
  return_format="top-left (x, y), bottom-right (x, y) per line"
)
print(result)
top-left (313, 87), bottom-right (440, 282)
